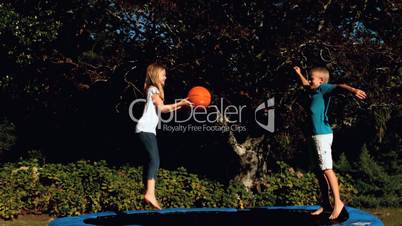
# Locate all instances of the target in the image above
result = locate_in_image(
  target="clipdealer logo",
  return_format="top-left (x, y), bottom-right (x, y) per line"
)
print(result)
top-left (128, 97), bottom-right (274, 133)
top-left (254, 97), bottom-right (275, 132)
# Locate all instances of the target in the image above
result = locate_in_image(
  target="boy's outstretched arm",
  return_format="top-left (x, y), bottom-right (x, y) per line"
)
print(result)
top-left (336, 84), bottom-right (367, 99)
top-left (293, 66), bottom-right (310, 87)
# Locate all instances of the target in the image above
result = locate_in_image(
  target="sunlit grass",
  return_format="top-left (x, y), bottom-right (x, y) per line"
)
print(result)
top-left (365, 208), bottom-right (402, 226)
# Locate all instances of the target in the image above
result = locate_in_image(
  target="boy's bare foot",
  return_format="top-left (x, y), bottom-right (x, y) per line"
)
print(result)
top-left (311, 207), bottom-right (324, 215)
top-left (144, 194), bottom-right (162, 210)
top-left (329, 202), bottom-right (344, 220)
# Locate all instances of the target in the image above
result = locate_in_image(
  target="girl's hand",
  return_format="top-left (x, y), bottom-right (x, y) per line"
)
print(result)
top-left (293, 66), bottom-right (302, 75)
top-left (354, 89), bottom-right (367, 100)
top-left (179, 98), bottom-right (193, 107)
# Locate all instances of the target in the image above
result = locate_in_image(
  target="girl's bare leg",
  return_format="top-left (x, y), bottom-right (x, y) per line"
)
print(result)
top-left (144, 179), bottom-right (161, 210)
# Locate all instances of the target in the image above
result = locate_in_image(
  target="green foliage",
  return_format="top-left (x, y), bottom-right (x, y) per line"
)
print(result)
top-left (372, 107), bottom-right (392, 143)
top-left (0, 3), bottom-right (61, 64)
top-left (0, 119), bottom-right (16, 157)
top-left (0, 0), bottom-right (399, 164)
top-left (355, 146), bottom-right (402, 207)
top-left (372, 108), bottom-right (402, 174)
top-left (0, 0), bottom-right (400, 216)
top-left (157, 167), bottom-right (227, 208)
top-left (0, 161), bottom-right (241, 219)
top-left (0, 160), bottom-right (358, 219)
top-left (335, 153), bottom-right (352, 172)
top-left (336, 145), bottom-right (402, 208)
top-left (222, 181), bottom-right (254, 208)
top-left (253, 161), bottom-right (356, 207)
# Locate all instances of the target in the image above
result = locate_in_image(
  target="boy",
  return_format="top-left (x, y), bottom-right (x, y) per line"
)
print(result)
top-left (293, 66), bottom-right (366, 220)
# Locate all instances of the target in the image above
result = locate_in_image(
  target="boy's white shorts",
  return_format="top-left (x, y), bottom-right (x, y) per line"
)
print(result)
top-left (312, 133), bottom-right (333, 170)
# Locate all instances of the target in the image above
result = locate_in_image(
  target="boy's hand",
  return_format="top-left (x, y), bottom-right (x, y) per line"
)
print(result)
top-left (353, 89), bottom-right (367, 100)
top-left (293, 66), bottom-right (302, 75)
top-left (293, 66), bottom-right (310, 87)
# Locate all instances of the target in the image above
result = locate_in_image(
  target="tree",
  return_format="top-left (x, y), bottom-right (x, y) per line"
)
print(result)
top-left (0, 0), bottom-right (401, 190)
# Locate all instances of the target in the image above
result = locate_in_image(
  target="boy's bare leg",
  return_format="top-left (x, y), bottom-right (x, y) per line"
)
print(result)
top-left (311, 171), bottom-right (331, 215)
top-left (144, 179), bottom-right (162, 210)
top-left (324, 169), bottom-right (344, 219)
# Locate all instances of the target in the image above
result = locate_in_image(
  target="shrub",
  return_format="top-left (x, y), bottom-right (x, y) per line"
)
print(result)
top-left (254, 161), bottom-right (357, 207)
top-left (0, 119), bottom-right (16, 158)
top-left (351, 145), bottom-right (401, 207)
top-left (0, 160), bottom-right (358, 219)
top-left (0, 160), bottom-right (247, 219)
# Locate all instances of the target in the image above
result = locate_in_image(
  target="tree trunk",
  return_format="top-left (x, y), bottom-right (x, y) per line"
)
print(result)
top-left (218, 114), bottom-right (266, 190)
top-left (228, 131), bottom-right (265, 189)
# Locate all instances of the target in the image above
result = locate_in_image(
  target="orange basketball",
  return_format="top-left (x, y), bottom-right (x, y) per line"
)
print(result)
top-left (187, 86), bottom-right (211, 107)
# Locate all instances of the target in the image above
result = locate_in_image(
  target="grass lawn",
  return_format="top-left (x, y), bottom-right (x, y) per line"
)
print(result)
top-left (0, 208), bottom-right (400, 226)
top-left (0, 215), bottom-right (52, 226)
top-left (365, 208), bottom-right (402, 226)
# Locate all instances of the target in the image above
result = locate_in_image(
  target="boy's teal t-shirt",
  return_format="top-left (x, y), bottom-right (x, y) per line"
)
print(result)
top-left (309, 83), bottom-right (336, 135)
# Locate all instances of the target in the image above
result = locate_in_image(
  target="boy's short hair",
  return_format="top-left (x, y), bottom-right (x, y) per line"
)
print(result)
top-left (310, 67), bottom-right (330, 82)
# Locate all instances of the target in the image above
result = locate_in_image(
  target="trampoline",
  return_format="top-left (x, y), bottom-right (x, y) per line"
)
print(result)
top-left (49, 206), bottom-right (384, 226)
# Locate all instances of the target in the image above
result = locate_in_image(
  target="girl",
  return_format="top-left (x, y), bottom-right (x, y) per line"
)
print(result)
top-left (135, 63), bottom-right (191, 209)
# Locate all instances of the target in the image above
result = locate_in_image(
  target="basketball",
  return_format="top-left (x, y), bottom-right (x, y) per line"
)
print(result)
top-left (187, 86), bottom-right (211, 107)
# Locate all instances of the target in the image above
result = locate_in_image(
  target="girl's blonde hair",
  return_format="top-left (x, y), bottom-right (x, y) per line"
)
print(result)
top-left (144, 63), bottom-right (165, 100)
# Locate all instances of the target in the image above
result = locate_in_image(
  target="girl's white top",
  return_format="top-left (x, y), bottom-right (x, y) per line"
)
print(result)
top-left (135, 86), bottom-right (160, 134)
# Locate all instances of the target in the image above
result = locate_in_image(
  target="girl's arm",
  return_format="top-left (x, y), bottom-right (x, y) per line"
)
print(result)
top-left (336, 84), bottom-right (367, 100)
top-left (293, 66), bottom-right (310, 87)
top-left (152, 94), bottom-right (191, 113)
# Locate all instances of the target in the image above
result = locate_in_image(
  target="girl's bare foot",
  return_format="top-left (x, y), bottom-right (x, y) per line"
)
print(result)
top-left (329, 202), bottom-right (344, 220)
top-left (311, 207), bottom-right (324, 215)
top-left (144, 194), bottom-right (162, 210)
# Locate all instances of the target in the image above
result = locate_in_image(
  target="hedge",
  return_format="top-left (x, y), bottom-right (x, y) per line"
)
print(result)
top-left (0, 160), bottom-right (356, 220)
